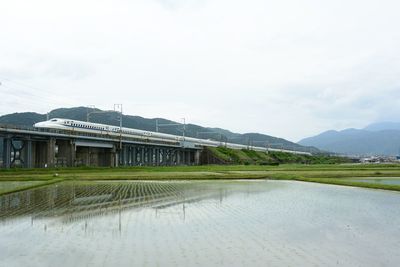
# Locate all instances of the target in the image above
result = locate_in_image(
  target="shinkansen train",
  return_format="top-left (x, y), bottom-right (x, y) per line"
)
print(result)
top-left (33, 118), bottom-right (311, 155)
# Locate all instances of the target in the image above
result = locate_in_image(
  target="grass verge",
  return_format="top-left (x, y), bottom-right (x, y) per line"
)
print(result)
top-left (0, 178), bottom-right (63, 196)
top-left (293, 177), bottom-right (400, 192)
top-left (1, 164), bottom-right (400, 193)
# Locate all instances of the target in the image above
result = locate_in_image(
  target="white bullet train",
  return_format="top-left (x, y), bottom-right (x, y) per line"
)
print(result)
top-left (34, 118), bottom-right (311, 155)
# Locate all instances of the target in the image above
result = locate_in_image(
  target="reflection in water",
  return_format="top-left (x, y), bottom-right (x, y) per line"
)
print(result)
top-left (0, 180), bottom-right (400, 267)
top-left (0, 181), bottom-right (269, 224)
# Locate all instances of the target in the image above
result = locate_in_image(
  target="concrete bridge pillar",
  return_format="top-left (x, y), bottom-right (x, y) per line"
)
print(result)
top-left (169, 150), bottom-right (174, 165)
top-left (160, 149), bottom-right (166, 166)
top-left (164, 150), bottom-right (169, 165)
top-left (2, 137), bottom-right (11, 169)
top-left (46, 138), bottom-right (56, 168)
top-left (195, 150), bottom-right (201, 165)
top-left (71, 142), bottom-right (76, 167)
top-left (155, 148), bottom-right (160, 166)
top-left (177, 150), bottom-right (182, 165)
top-left (140, 147), bottom-right (145, 166)
top-left (132, 146), bottom-right (136, 166)
top-left (173, 150), bottom-right (178, 165)
top-left (23, 139), bottom-right (33, 168)
top-left (56, 140), bottom-right (76, 167)
top-left (123, 146), bottom-right (128, 166)
top-left (186, 151), bottom-right (191, 165)
top-left (128, 147), bottom-right (133, 166)
top-left (111, 145), bottom-right (117, 167)
top-left (145, 147), bottom-right (150, 165)
top-left (133, 146), bottom-right (137, 166)
top-left (151, 147), bottom-right (155, 166)
top-left (117, 147), bottom-right (123, 166)
top-left (152, 147), bottom-right (157, 166)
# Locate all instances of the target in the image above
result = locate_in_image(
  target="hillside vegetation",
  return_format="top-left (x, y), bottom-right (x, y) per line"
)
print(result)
top-left (207, 147), bottom-right (350, 165)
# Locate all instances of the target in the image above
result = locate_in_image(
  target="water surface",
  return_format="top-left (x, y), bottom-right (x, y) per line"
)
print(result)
top-left (0, 180), bottom-right (399, 267)
top-left (346, 177), bottom-right (400, 185)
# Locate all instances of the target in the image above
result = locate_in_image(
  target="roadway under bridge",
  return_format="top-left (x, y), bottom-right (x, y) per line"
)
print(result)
top-left (0, 126), bottom-right (202, 168)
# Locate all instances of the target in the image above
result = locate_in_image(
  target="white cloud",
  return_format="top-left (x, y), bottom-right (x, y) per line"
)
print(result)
top-left (1, 0), bottom-right (400, 141)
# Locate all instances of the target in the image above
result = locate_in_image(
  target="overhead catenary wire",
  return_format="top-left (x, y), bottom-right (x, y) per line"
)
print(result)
top-left (0, 74), bottom-right (78, 115)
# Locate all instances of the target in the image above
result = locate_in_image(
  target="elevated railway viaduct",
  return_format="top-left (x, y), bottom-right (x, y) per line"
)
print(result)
top-left (0, 126), bottom-right (202, 168)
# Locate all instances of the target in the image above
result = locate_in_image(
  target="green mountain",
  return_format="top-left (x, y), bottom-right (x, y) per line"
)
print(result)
top-left (299, 123), bottom-right (400, 156)
top-left (0, 107), bottom-right (317, 154)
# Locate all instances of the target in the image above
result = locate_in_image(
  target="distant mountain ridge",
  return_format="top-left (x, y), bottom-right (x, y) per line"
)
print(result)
top-left (364, 122), bottom-right (400, 132)
top-left (299, 122), bottom-right (400, 156)
top-left (0, 107), bottom-right (317, 153)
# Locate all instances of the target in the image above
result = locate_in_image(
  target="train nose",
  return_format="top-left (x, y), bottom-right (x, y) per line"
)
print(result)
top-left (33, 122), bottom-right (46, 128)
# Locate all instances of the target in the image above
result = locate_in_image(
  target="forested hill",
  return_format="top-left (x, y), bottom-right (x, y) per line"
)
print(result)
top-left (0, 107), bottom-right (318, 153)
top-left (299, 124), bottom-right (400, 156)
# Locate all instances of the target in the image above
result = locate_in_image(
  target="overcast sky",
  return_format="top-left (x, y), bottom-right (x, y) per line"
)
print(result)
top-left (1, 0), bottom-right (400, 141)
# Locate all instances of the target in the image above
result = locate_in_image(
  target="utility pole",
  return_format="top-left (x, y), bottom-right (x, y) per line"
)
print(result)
top-left (86, 105), bottom-right (96, 122)
top-left (181, 118), bottom-right (186, 140)
top-left (114, 104), bottom-right (123, 150)
top-left (181, 118), bottom-right (186, 164)
top-left (156, 118), bottom-right (186, 142)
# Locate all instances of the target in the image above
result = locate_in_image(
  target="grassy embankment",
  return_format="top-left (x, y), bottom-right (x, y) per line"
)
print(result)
top-left (207, 147), bottom-right (350, 165)
top-left (1, 162), bottom-right (400, 195)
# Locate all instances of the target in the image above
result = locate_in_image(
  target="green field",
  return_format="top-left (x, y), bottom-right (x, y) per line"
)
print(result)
top-left (1, 163), bottom-right (400, 195)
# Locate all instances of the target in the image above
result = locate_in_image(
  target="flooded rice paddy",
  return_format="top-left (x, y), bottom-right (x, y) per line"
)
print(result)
top-left (0, 181), bottom-right (44, 194)
top-left (346, 177), bottom-right (400, 185)
top-left (1, 180), bottom-right (400, 267)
